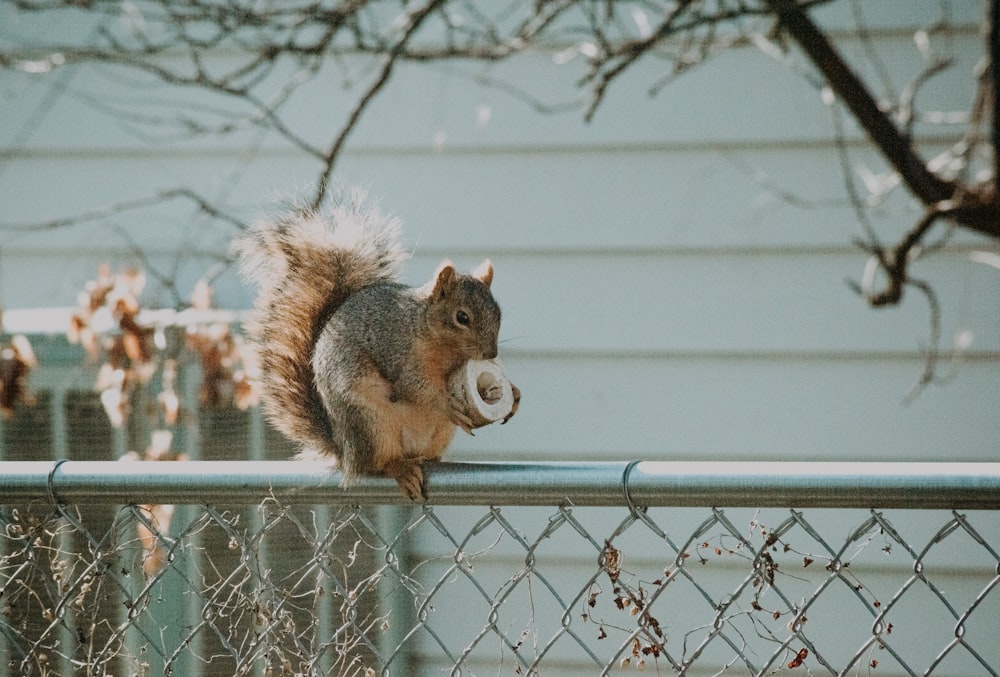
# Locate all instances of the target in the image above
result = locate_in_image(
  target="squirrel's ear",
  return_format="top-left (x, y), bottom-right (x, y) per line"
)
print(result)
top-left (472, 259), bottom-right (493, 288)
top-left (429, 260), bottom-right (457, 300)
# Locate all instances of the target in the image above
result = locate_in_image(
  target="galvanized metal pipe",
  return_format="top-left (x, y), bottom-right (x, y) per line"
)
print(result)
top-left (0, 460), bottom-right (998, 508)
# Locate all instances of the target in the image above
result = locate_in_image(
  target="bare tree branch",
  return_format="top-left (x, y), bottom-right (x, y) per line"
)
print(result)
top-left (898, 57), bottom-right (954, 137)
top-left (0, 188), bottom-right (248, 233)
top-left (767, 0), bottom-right (957, 205)
top-left (578, 2), bottom-right (835, 122)
top-left (2, 0), bottom-right (998, 400)
top-left (769, 0), bottom-right (1000, 242)
top-left (902, 276), bottom-right (942, 404)
top-left (313, 0), bottom-right (447, 208)
top-left (856, 204), bottom-right (955, 308)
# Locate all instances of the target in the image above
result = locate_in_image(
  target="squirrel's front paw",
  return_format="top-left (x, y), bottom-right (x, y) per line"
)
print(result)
top-left (383, 459), bottom-right (426, 501)
top-left (449, 396), bottom-right (476, 436)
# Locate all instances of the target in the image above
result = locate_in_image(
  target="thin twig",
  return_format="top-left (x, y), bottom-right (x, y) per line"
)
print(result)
top-left (902, 277), bottom-right (942, 404)
top-left (312, 0), bottom-right (447, 208)
top-left (0, 188), bottom-right (247, 233)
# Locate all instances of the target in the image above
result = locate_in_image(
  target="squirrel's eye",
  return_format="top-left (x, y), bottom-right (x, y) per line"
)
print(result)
top-left (455, 309), bottom-right (470, 327)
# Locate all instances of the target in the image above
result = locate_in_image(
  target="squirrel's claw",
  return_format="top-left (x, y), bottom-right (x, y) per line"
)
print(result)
top-left (502, 384), bottom-right (521, 425)
top-left (384, 459), bottom-right (427, 501)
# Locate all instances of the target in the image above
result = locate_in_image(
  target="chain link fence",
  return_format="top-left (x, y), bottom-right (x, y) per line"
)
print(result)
top-left (1, 461), bottom-right (998, 677)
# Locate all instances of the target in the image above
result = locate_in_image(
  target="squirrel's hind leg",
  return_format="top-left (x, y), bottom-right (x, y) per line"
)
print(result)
top-left (381, 459), bottom-right (427, 501)
top-left (338, 405), bottom-right (426, 500)
top-left (337, 373), bottom-right (431, 500)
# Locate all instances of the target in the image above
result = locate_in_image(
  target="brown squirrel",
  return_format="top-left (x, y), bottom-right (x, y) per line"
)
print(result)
top-left (236, 188), bottom-right (518, 499)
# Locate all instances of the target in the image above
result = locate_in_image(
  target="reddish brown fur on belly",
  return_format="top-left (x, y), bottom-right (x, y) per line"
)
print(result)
top-left (351, 372), bottom-right (455, 470)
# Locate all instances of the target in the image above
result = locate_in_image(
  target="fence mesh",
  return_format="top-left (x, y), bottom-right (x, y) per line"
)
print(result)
top-left (2, 492), bottom-right (998, 677)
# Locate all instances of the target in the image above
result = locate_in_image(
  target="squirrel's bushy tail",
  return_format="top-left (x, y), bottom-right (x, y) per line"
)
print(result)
top-left (235, 188), bottom-right (408, 460)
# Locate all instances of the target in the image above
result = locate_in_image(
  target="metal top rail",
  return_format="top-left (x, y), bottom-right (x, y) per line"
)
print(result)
top-left (0, 460), bottom-right (998, 509)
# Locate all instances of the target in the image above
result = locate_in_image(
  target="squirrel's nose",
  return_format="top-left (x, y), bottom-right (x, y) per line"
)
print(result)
top-left (482, 345), bottom-right (498, 360)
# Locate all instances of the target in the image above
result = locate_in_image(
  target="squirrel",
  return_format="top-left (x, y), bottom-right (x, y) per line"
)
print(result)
top-left (235, 188), bottom-right (518, 500)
